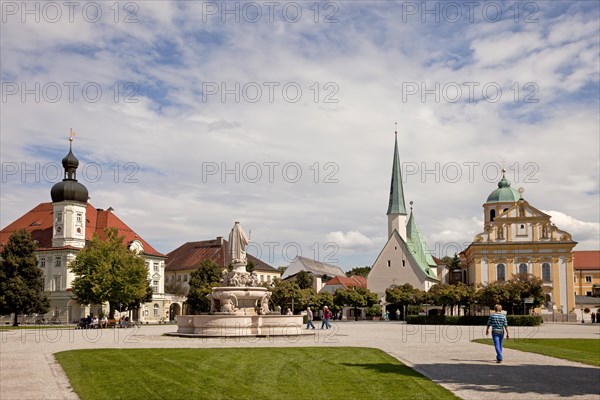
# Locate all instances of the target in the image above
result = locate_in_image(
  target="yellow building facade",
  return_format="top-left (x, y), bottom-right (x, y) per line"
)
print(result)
top-left (573, 251), bottom-right (600, 297)
top-left (464, 172), bottom-right (577, 314)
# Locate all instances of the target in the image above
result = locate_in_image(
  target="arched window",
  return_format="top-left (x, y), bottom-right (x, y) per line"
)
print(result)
top-left (490, 209), bottom-right (496, 221)
top-left (153, 303), bottom-right (159, 317)
top-left (542, 263), bottom-right (551, 282)
top-left (497, 263), bottom-right (506, 282)
top-left (519, 263), bottom-right (528, 275)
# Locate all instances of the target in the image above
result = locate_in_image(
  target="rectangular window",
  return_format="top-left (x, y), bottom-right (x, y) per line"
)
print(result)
top-left (387, 260), bottom-right (391, 267)
top-left (40, 257), bottom-right (46, 267)
top-left (183, 275), bottom-right (188, 282)
top-left (152, 280), bottom-right (159, 293)
top-left (153, 262), bottom-right (159, 272)
top-left (177, 275), bottom-right (181, 282)
top-left (53, 276), bottom-right (61, 291)
top-left (586, 291), bottom-right (592, 296)
top-left (76, 213), bottom-right (82, 224)
top-left (574, 276), bottom-right (577, 283)
top-left (585, 276), bottom-right (592, 283)
top-left (55, 212), bottom-right (62, 222)
top-left (260, 275), bottom-right (264, 282)
top-left (55, 257), bottom-right (62, 267)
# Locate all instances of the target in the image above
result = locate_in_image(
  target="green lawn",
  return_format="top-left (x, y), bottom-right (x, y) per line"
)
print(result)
top-left (55, 347), bottom-right (458, 400)
top-left (473, 338), bottom-right (600, 367)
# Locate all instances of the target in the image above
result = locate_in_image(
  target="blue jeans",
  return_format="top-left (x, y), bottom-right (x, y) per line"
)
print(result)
top-left (321, 318), bottom-right (330, 329)
top-left (492, 332), bottom-right (504, 361)
top-left (307, 320), bottom-right (315, 329)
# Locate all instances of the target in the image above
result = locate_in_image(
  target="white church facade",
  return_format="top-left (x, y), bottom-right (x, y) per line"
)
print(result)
top-left (367, 131), bottom-right (439, 298)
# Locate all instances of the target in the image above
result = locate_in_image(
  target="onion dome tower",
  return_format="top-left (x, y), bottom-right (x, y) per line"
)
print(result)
top-left (51, 130), bottom-right (88, 248)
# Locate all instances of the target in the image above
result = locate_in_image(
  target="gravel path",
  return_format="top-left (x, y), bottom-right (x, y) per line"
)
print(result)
top-left (1, 322), bottom-right (598, 399)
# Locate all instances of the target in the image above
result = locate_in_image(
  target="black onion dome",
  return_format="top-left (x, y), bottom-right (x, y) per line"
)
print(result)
top-left (51, 140), bottom-right (88, 203)
top-left (51, 180), bottom-right (88, 203)
top-left (62, 147), bottom-right (79, 169)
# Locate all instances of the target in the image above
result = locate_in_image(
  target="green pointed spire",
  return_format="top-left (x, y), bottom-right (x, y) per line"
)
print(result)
top-left (406, 205), bottom-right (438, 280)
top-left (387, 128), bottom-right (407, 215)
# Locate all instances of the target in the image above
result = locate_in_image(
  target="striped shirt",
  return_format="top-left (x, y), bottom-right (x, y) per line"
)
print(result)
top-left (487, 313), bottom-right (508, 333)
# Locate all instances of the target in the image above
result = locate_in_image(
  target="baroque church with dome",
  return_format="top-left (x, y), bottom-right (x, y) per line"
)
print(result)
top-left (0, 136), bottom-right (184, 323)
top-left (463, 170), bottom-right (577, 315)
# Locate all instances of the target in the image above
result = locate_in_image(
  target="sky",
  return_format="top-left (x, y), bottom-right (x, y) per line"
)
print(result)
top-left (1, 0), bottom-right (599, 270)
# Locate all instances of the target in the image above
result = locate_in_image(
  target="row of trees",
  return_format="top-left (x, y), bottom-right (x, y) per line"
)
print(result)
top-left (385, 274), bottom-right (545, 317)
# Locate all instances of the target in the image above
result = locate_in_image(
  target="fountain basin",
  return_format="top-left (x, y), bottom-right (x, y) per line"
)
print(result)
top-left (172, 314), bottom-right (305, 337)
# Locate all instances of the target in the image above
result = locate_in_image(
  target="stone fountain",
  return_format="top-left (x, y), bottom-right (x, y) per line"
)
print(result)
top-left (174, 222), bottom-right (304, 337)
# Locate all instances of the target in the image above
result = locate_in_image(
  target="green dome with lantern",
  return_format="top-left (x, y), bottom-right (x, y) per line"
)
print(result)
top-left (486, 169), bottom-right (520, 203)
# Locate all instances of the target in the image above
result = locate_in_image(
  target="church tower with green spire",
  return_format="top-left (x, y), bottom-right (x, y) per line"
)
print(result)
top-left (387, 128), bottom-right (407, 241)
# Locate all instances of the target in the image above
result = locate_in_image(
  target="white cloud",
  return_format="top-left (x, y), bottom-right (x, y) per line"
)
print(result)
top-left (544, 210), bottom-right (600, 250)
top-left (1, 2), bottom-right (598, 270)
top-left (326, 231), bottom-right (383, 254)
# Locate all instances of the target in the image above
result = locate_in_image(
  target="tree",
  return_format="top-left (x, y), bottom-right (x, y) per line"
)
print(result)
top-left (277, 266), bottom-right (287, 275)
top-left (334, 287), bottom-right (378, 321)
top-left (477, 281), bottom-right (511, 311)
top-left (186, 259), bottom-right (223, 314)
top-left (314, 290), bottom-right (334, 314)
top-left (454, 282), bottom-right (477, 315)
top-left (165, 281), bottom-right (188, 296)
top-left (476, 274), bottom-right (544, 315)
top-left (69, 228), bottom-right (150, 318)
top-left (0, 230), bottom-right (49, 326)
top-left (270, 279), bottom-right (304, 313)
top-left (295, 270), bottom-right (313, 290)
top-left (346, 266), bottom-right (371, 278)
top-left (449, 254), bottom-right (461, 270)
top-left (385, 284), bottom-right (418, 320)
top-left (505, 273), bottom-right (544, 314)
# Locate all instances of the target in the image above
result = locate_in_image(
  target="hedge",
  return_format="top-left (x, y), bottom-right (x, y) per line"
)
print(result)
top-left (405, 315), bottom-right (542, 326)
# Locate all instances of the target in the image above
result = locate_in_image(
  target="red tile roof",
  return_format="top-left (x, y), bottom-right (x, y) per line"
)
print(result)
top-left (0, 202), bottom-right (164, 257)
top-left (324, 275), bottom-right (367, 289)
top-left (166, 238), bottom-right (277, 273)
top-left (573, 251), bottom-right (600, 270)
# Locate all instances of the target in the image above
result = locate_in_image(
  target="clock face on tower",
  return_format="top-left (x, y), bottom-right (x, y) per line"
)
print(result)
top-left (76, 227), bottom-right (82, 234)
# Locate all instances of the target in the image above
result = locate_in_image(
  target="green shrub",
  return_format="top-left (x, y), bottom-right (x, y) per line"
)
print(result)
top-left (366, 305), bottom-right (382, 317)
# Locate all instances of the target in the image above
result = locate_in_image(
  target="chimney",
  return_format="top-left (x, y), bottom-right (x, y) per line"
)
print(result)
top-left (216, 236), bottom-right (223, 245)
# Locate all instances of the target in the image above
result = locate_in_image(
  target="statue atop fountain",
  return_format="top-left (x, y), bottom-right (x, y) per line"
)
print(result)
top-left (173, 221), bottom-right (305, 337)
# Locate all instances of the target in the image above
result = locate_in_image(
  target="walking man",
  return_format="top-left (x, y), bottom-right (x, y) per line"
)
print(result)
top-left (321, 306), bottom-right (332, 329)
top-left (486, 304), bottom-right (509, 363)
top-left (306, 307), bottom-right (315, 329)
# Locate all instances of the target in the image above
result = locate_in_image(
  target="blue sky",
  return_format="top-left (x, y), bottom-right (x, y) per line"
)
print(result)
top-left (1, 1), bottom-right (599, 269)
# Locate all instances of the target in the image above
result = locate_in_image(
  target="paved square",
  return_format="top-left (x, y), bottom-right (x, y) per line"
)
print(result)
top-left (1, 322), bottom-right (599, 400)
